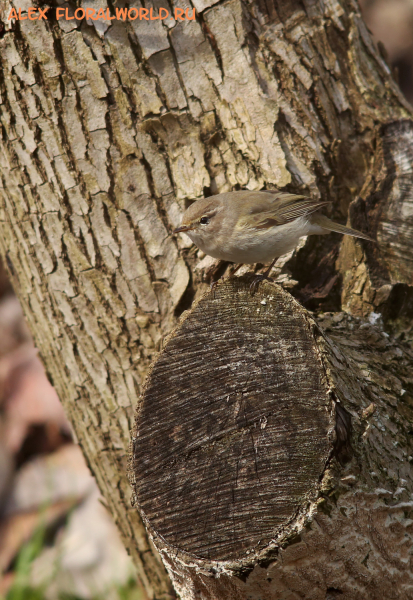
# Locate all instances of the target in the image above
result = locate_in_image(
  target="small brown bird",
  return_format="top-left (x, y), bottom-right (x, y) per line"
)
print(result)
top-left (174, 190), bottom-right (374, 289)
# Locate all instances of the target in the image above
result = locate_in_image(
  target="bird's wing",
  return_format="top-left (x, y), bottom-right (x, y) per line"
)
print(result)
top-left (237, 192), bottom-right (330, 230)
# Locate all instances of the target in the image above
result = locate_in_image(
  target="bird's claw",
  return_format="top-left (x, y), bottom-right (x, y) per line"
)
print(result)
top-left (249, 274), bottom-right (274, 295)
top-left (210, 278), bottom-right (222, 298)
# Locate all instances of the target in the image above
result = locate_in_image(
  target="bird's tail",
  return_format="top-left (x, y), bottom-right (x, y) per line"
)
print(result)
top-left (311, 213), bottom-right (375, 242)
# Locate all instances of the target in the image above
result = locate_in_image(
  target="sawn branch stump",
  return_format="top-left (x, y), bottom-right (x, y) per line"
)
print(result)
top-left (131, 276), bottom-right (413, 600)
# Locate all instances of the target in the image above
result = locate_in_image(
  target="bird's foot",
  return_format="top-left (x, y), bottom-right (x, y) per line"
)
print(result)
top-left (210, 277), bottom-right (222, 298)
top-left (249, 273), bottom-right (274, 295)
top-left (209, 263), bottom-right (243, 297)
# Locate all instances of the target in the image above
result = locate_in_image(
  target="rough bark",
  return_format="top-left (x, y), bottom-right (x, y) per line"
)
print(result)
top-left (132, 276), bottom-right (413, 600)
top-left (337, 119), bottom-right (413, 323)
top-left (0, 0), bottom-right (412, 597)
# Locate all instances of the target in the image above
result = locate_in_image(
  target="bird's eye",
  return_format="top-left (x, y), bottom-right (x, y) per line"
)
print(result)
top-left (200, 216), bottom-right (209, 225)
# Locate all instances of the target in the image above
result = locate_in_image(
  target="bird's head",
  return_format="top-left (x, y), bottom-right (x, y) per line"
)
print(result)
top-left (173, 197), bottom-right (223, 238)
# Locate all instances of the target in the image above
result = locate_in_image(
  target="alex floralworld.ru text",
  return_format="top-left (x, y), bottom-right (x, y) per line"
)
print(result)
top-left (7, 6), bottom-right (196, 21)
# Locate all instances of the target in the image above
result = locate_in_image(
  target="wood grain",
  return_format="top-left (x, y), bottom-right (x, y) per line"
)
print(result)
top-left (132, 276), bottom-right (334, 560)
top-left (131, 279), bottom-right (413, 600)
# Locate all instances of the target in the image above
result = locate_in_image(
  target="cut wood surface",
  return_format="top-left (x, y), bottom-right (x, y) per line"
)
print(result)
top-left (132, 276), bottom-right (413, 600)
top-left (132, 276), bottom-right (334, 561)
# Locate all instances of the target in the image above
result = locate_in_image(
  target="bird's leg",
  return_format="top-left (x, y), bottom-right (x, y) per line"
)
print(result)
top-left (210, 278), bottom-right (221, 296)
top-left (230, 263), bottom-right (243, 276)
top-left (208, 260), bottom-right (229, 296)
top-left (210, 263), bottom-right (244, 297)
top-left (249, 257), bottom-right (278, 295)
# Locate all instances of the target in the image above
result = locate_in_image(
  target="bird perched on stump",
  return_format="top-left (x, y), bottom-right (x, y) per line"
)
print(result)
top-left (174, 190), bottom-right (374, 292)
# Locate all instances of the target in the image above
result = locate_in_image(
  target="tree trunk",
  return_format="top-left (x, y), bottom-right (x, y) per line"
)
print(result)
top-left (0, 0), bottom-right (412, 597)
top-left (131, 276), bottom-right (413, 600)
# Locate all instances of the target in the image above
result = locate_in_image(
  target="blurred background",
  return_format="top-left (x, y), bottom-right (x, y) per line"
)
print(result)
top-left (0, 1), bottom-right (412, 598)
top-left (0, 258), bottom-right (141, 600)
top-left (361, 0), bottom-right (413, 104)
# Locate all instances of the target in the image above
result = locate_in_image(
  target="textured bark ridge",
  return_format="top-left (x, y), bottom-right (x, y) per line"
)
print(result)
top-left (337, 119), bottom-right (413, 325)
top-left (132, 277), bottom-right (413, 600)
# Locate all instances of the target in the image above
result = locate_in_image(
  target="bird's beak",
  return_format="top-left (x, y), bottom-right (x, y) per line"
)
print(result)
top-left (173, 224), bottom-right (194, 233)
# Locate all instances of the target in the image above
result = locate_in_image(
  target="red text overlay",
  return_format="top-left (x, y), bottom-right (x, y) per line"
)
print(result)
top-left (8, 7), bottom-right (196, 21)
